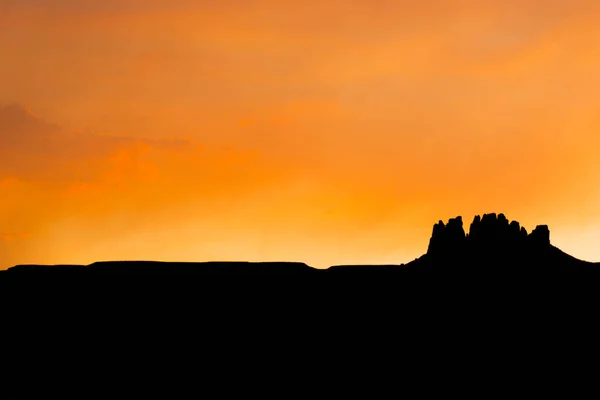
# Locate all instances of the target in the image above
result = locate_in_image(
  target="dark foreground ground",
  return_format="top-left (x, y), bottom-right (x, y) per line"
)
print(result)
top-left (3, 214), bottom-right (600, 398)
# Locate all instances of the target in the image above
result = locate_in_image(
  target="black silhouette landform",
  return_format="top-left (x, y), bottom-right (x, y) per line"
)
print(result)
top-left (2, 213), bottom-right (597, 284)
top-left (3, 213), bottom-right (598, 399)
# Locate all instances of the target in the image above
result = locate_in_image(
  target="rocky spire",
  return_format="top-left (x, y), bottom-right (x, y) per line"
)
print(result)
top-left (529, 225), bottom-right (550, 247)
top-left (427, 216), bottom-right (466, 255)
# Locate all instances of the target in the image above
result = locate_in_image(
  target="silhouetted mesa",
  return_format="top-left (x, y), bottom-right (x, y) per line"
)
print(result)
top-left (2, 261), bottom-right (318, 284)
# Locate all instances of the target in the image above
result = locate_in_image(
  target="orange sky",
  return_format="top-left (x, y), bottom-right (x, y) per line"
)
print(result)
top-left (1, 0), bottom-right (600, 268)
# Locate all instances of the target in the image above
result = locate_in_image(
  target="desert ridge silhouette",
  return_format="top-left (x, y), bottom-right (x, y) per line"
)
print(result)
top-left (2, 213), bottom-right (598, 283)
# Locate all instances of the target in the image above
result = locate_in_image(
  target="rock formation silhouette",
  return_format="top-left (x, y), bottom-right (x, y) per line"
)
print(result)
top-left (427, 213), bottom-right (547, 254)
top-left (428, 213), bottom-right (550, 255)
top-left (408, 213), bottom-right (591, 275)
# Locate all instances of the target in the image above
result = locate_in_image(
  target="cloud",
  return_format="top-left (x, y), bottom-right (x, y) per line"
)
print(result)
top-left (0, 103), bottom-right (189, 184)
top-left (0, 231), bottom-right (30, 243)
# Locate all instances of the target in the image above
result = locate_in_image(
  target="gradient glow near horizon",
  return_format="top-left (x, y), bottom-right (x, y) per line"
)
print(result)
top-left (1, 0), bottom-right (600, 268)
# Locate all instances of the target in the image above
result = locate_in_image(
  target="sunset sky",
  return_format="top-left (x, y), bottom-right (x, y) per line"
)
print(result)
top-left (1, 0), bottom-right (600, 268)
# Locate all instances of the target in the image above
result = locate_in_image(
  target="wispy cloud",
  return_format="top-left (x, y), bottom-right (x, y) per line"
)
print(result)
top-left (0, 103), bottom-right (190, 184)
